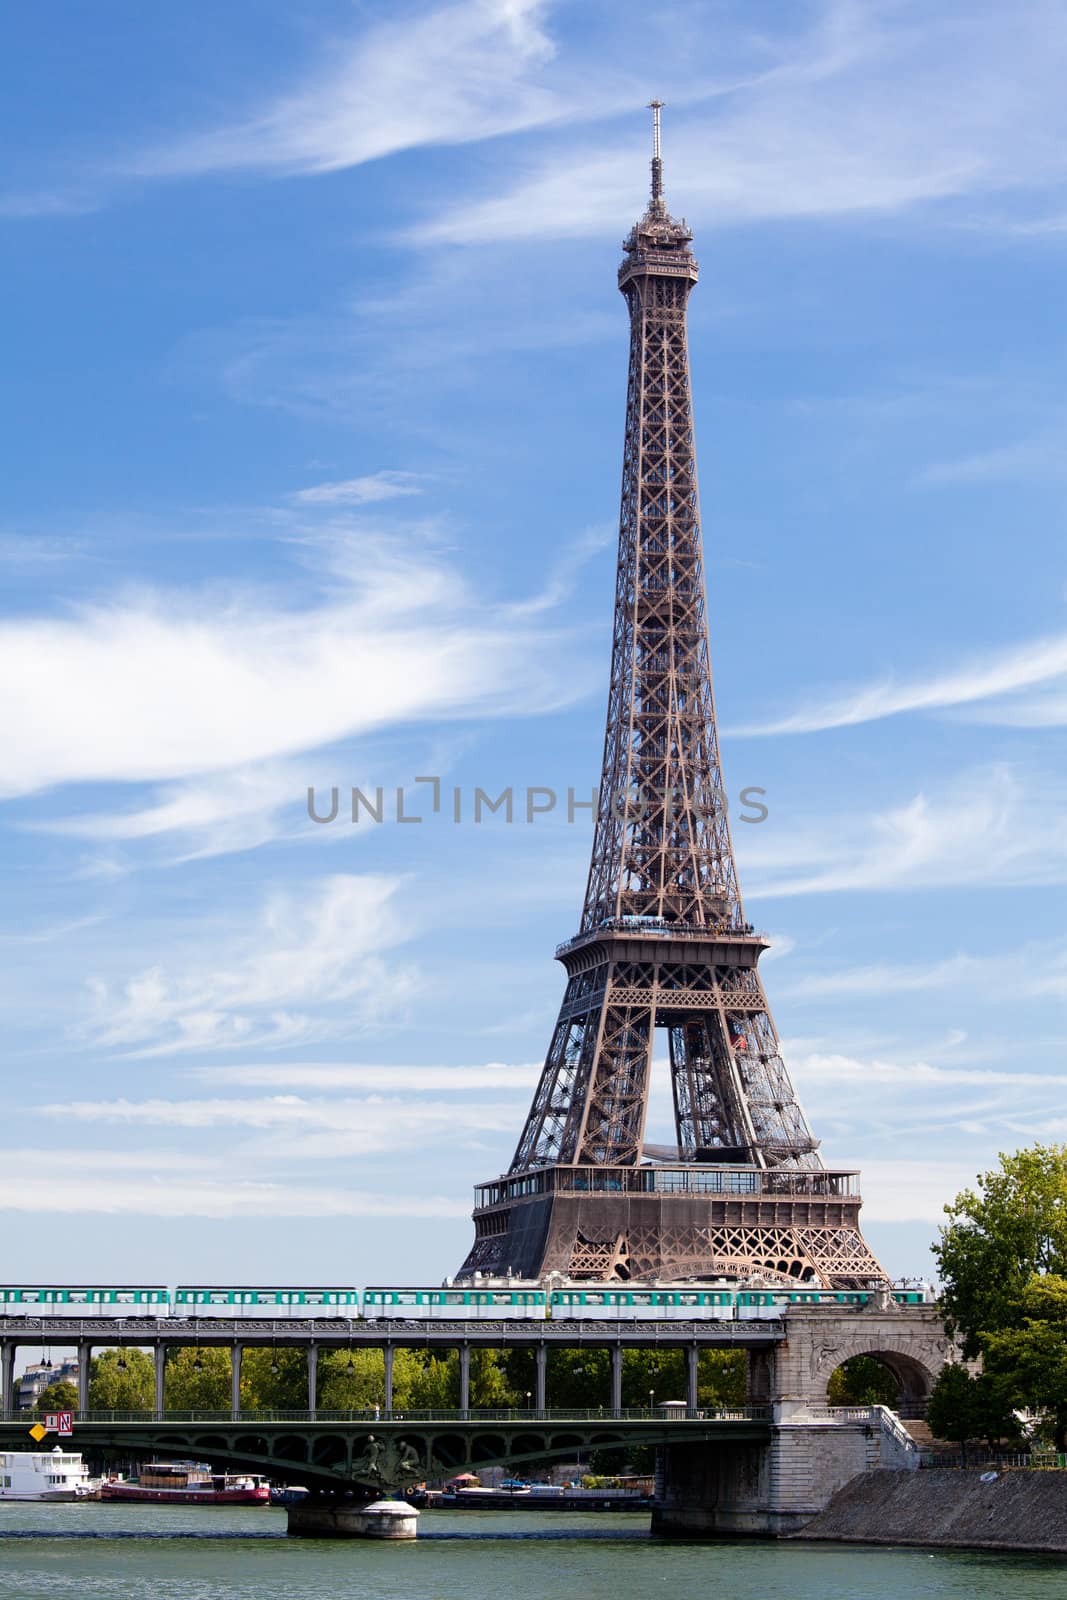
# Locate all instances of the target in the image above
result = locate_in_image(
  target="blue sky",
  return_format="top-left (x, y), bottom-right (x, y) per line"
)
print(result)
top-left (2, 0), bottom-right (1065, 1291)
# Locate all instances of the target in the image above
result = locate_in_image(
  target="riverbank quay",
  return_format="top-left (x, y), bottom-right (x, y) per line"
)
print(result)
top-left (796, 1467), bottom-right (1067, 1553)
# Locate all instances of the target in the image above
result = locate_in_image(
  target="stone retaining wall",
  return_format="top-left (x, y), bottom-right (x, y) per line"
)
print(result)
top-left (797, 1467), bottom-right (1067, 1553)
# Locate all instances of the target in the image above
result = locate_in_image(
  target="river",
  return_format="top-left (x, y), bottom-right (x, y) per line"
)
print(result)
top-left (0, 1503), bottom-right (1063, 1599)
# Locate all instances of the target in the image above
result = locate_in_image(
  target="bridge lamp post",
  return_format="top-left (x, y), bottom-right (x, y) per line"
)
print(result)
top-left (525, 1389), bottom-right (532, 1415)
top-left (649, 1388), bottom-right (655, 1413)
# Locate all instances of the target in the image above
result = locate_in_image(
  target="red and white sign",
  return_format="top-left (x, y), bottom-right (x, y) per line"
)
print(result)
top-left (44, 1411), bottom-right (74, 1437)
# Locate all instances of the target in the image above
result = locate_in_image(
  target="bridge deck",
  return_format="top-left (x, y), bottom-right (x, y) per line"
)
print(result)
top-left (0, 1316), bottom-right (784, 1348)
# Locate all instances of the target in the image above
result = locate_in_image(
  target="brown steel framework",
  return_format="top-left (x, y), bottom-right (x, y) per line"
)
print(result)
top-left (460, 106), bottom-right (886, 1289)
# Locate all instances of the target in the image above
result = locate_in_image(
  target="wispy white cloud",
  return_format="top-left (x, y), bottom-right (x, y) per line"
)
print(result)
top-left (0, 534), bottom-right (88, 570)
top-left (779, 943), bottom-right (1067, 1000)
top-left (919, 425), bottom-right (1067, 486)
top-left (856, 1159), bottom-right (982, 1224)
top-left (0, 189), bottom-right (97, 220)
top-left (729, 632), bottom-right (1067, 736)
top-left (131, 0), bottom-right (569, 179)
top-left (793, 1049), bottom-right (1067, 1093)
top-left (0, 1159), bottom-right (467, 1220)
top-left (83, 873), bottom-right (415, 1056)
top-left (416, 1), bottom-right (1067, 244)
top-left (38, 1092), bottom-right (518, 1158)
top-left (290, 471), bottom-right (424, 507)
top-left (743, 765), bottom-right (1067, 897)
top-left (189, 1061), bottom-right (540, 1092)
top-left (0, 528), bottom-right (585, 802)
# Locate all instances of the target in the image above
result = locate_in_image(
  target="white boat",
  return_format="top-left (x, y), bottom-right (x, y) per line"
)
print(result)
top-left (0, 1446), bottom-right (93, 1501)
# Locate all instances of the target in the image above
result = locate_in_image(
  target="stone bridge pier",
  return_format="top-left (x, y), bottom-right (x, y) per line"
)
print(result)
top-left (653, 1303), bottom-right (955, 1537)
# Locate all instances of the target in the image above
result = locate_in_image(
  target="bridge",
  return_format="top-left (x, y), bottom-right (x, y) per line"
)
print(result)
top-left (0, 1303), bottom-right (953, 1533)
top-left (0, 1314), bottom-right (782, 1417)
top-left (0, 1404), bottom-right (772, 1493)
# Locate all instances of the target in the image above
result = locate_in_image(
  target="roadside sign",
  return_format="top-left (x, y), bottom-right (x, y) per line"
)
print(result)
top-left (28, 1423), bottom-right (47, 1442)
top-left (44, 1411), bottom-right (74, 1437)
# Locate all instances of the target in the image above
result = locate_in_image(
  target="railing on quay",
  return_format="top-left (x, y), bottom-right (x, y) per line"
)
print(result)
top-left (920, 1450), bottom-right (1067, 1471)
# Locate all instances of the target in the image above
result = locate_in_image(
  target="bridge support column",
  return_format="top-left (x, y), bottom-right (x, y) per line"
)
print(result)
top-left (77, 1341), bottom-right (91, 1414)
top-left (154, 1345), bottom-right (165, 1417)
top-left (307, 1344), bottom-right (318, 1419)
top-left (458, 1345), bottom-right (470, 1416)
top-left (383, 1345), bottom-right (394, 1414)
top-left (1, 1341), bottom-right (15, 1415)
top-left (610, 1346), bottom-right (622, 1416)
top-left (686, 1345), bottom-right (698, 1415)
top-left (534, 1345), bottom-right (546, 1414)
top-left (231, 1344), bottom-right (242, 1418)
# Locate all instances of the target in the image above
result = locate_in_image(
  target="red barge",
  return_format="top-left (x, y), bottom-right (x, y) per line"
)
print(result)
top-left (101, 1460), bottom-right (270, 1505)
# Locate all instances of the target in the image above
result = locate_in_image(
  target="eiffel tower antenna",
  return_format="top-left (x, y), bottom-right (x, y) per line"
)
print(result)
top-left (458, 109), bottom-right (887, 1290)
top-left (649, 99), bottom-right (664, 208)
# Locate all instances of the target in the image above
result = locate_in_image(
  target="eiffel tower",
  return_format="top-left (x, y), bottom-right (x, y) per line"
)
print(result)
top-left (459, 106), bottom-right (886, 1289)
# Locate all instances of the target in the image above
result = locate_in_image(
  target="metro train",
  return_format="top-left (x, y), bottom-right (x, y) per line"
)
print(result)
top-left (0, 1281), bottom-right (935, 1321)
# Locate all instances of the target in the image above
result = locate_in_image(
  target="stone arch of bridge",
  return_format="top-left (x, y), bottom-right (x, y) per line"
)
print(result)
top-left (813, 1329), bottom-right (949, 1411)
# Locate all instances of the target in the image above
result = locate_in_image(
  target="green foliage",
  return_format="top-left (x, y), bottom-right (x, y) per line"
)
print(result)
top-left (926, 1363), bottom-right (978, 1449)
top-left (827, 1356), bottom-right (898, 1408)
top-left (88, 1347), bottom-right (155, 1411)
top-left (240, 1347), bottom-right (308, 1411)
top-left (926, 1361), bottom-right (1024, 1454)
top-left (164, 1347), bottom-right (231, 1410)
top-left (545, 1349), bottom-right (609, 1409)
top-left (317, 1349), bottom-right (384, 1411)
top-left (982, 1275), bottom-right (1067, 1450)
top-left (934, 1144), bottom-right (1067, 1356)
top-left (621, 1348), bottom-right (685, 1408)
top-left (698, 1350), bottom-right (746, 1409)
top-left (35, 1379), bottom-right (78, 1416)
top-left (400, 1352), bottom-right (457, 1409)
top-left (469, 1349), bottom-right (514, 1408)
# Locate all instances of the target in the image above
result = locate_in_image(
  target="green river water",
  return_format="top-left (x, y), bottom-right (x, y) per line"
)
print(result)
top-left (0, 1503), bottom-right (1063, 1600)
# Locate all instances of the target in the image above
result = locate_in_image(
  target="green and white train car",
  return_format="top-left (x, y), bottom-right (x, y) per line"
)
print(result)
top-left (0, 1285), bottom-right (169, 1318)
top-left (549, 1287), bottom-right (737, 1321)
top-left (173, 1286), bottom-right (361, 1318)
top-left (363, 1286), bottom-right (548, 1321)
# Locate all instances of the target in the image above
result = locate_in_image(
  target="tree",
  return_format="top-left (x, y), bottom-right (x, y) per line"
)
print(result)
top-left (35, 1379), bottom-right (78, 1417)
top-left (926, 1362), bottom-right (1024, 1457)
top-left (982, 1275), bottom-right (1067, 1450)
top-left (545, 1349), bottom-right (609, 1409)
top-left (621, 1348), bottom-right (685, 1408)
top-left (317, 1349), bottom-right (385, 1412)
top-left (240, 1347), bottom-right (307, 1411)
top-left (88, 1347), bottom-right (155, 1411)
top-left (934, 1145), bottom-right (1067, 1356)
top-left (926, 1363), bottom-right (979, 1460)
top-left (164, 1348), bottom-right (230, 1411)
top-left (698, 1350), bottom-right (747, 1410)
top-left (827, 1356), bottom-right (898, 1408)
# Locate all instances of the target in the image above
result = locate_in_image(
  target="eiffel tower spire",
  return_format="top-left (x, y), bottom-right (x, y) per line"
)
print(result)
top-left (459, 108), bottom-right (887, 1288)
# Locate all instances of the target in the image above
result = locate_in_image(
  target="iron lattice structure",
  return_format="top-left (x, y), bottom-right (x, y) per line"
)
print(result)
top-left (460, 107), bottom-right (886, 1289)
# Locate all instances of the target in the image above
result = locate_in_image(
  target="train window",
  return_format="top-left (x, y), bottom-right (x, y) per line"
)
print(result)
top-left (631, 1294), bottom-right (651, 1306)
top-left (678, 1294), bottom-right (698, 1306)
